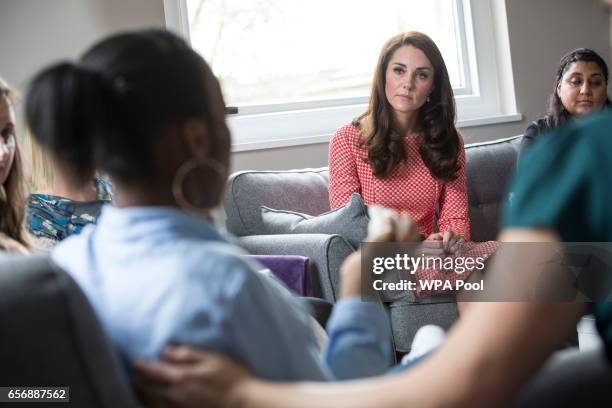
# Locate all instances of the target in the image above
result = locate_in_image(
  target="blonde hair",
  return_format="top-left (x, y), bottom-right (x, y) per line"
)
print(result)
top-left (0, 77), bottom-right (31, 250)
top-left (23, 129), bottom-right (58, 192)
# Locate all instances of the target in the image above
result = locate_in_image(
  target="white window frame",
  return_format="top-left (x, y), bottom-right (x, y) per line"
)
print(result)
top-left (164, 0), bottom-right (521, 152)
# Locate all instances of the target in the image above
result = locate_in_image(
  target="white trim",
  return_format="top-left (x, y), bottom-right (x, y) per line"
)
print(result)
top-left (231, 113), bottom-right (523, 152)
top-left (452, 0), bottom-right (473, 94)
top-left (491, 0), bottom-right (518, 114)
top-left (232, 96), bottom-right (368, 116)
top-left (458, 113), bottom-right (522, 128)
top-left (227, 103), bottom-right (366, 149)
top-left (465, 133), bottom-right (521, 148)
top-left (232, 135), bottom-right (332, 152)
top-left (163, 0), bottom-right (191, 43)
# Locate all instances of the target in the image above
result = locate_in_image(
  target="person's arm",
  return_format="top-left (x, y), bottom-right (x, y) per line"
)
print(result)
top-left (323, 249), bottom-right (392, 380)
top-left (328, 126), bottom-right (361, 209)
top-left (323, 215), bottom-right (423, 380)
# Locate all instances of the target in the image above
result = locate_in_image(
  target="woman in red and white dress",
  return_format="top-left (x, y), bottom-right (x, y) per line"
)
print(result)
top-left (329, 32), bottom-right (495, 294)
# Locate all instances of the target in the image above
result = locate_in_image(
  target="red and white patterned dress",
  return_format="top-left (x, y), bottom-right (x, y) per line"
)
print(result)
top-left (329, 123), bottom-right (470, 239)
top-left (329, 123), bottom-right (499, 296)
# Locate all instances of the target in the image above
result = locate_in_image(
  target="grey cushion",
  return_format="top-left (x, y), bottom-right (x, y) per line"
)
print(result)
top-left (260, 193), bottom-right (368, 249)
top-left (0, 254), bottom-right (141, 407)
top-left (225, 168), bottom-right (330, 236)
top-left (465, 135), bottom-right (521, 241)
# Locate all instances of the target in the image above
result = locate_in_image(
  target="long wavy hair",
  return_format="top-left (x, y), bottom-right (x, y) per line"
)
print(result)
top-left (545, 48), bottom-right (611, 128)
top-left (0, 78), bottom-right (30, 248)
top-left (353, 31), bottom-right (460, 181)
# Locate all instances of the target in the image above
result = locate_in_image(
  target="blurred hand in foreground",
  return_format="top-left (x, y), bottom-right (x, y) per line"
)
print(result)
top-left (134, 345), bottom-right (250, 408)
top-left (341, 214), bottom-right (419, 298)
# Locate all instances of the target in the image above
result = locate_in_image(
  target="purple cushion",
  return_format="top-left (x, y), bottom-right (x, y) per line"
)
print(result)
top-left (245, 255), bottom-right (310, 296)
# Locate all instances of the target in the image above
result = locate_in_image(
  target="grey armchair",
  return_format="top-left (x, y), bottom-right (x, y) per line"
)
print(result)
top-left (0, 254), bottom-right (141, 407)
top-left (224, 135), bottom-right (522, 352)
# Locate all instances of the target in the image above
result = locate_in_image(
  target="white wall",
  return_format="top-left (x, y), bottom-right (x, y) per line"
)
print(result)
top-left (0, 0), bottom-right (165, 164)
top-left (0, 0), bottom-right (165, 90)
top-left (0, 0), bottom-right (609, 173)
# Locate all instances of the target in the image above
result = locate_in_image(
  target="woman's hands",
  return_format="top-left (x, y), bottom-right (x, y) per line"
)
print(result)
top-left (422, 230), bottom-right (465, 256)
top-left (133, 346), bottom-right (251, 408)
top-left (340, 214), bottom-right (420, 299)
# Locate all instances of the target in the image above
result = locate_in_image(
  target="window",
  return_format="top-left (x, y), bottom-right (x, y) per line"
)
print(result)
top-left (165, 0), bottom-right (520, 151)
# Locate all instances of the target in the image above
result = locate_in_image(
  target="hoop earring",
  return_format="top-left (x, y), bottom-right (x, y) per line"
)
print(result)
top-left (172, 157), bottom-right (226, 213)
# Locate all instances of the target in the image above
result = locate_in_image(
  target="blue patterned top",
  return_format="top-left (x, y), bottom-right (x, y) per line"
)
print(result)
top-left (26, 178), bottom-right (112, 243)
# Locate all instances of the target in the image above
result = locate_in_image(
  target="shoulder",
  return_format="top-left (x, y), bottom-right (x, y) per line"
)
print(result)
top-left (455, 131), bottom-right (466, 149)
top-left (178, 244), bottom-right (299, 318)
top-left (514, 112), bottom-right (612, 197)
top-left (331, 122), bottom-right (364, 148)
top-left (51, 226), bottom-right (96, 271)
top-left (505, 113), bottom-right (612, 237)
top-left (180, 242), bottom-right (264, 293)
top-left (523, 117), bottom-right (551, 140)
top-left (529, 112), bottom-right (610, 161)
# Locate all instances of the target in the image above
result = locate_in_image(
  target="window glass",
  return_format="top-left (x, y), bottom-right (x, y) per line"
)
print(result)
top-left (186, 0), bottom-right (465, 107)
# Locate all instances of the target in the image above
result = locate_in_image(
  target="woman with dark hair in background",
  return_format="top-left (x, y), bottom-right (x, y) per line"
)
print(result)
top-left (519, 48), bottom-right (610, 159)
top-left (26, 29), bottom-right (394, 382)
top-left (0, 77), bottom-right (30, 254)
top-left (329, 32), bottom-right (469, 251)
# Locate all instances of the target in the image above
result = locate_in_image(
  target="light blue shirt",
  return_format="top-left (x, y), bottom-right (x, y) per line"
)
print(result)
top-left (52, 206), bottom-right (391, 381)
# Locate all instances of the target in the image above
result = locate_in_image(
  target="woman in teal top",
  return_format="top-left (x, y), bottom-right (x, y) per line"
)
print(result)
top-left (506, 111), bottom-right (612, 360)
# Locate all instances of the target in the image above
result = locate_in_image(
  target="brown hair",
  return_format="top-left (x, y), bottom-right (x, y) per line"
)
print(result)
top-left (354, 31), bottom-right (461, 181)
top-left (0, 78), bottom-right (30, 249)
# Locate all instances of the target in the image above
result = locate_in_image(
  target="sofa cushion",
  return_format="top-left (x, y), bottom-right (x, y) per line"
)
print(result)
top-left (226, 168), bottom-right (330, 236)
top-left (260, 193), bottom-right (368, 248)
top-left (465, 135), bottom-right (522, 241)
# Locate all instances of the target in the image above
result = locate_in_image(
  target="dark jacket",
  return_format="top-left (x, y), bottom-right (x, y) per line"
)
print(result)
top-left (517, 117), bottom-right (555, 164)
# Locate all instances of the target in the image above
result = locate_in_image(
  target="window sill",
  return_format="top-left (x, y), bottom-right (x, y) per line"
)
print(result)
top-left (231, 112), bottom-right (523, 152)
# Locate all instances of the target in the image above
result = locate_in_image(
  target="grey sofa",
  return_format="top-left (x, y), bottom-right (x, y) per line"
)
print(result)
top-left (0, 254), bottom-right (141, 408)
top-left (225, 135), bottom-right (522, 352)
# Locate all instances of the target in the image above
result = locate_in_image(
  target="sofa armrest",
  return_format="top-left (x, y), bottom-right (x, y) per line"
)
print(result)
top-left (239, 234), bottom-right (354, 303)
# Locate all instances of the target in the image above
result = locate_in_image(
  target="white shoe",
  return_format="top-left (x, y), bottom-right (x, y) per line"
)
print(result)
top-left (401, 325), bottom-right (446, 365)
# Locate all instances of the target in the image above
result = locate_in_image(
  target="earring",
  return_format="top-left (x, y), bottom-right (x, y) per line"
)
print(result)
top-left (426, 95), bottom-right (431, 103)
top-left (172, 157), bottom-right (227, 213)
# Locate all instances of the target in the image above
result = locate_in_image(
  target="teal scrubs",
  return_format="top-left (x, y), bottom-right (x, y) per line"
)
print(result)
top-left (504, 112), bottom-right (612, 362)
